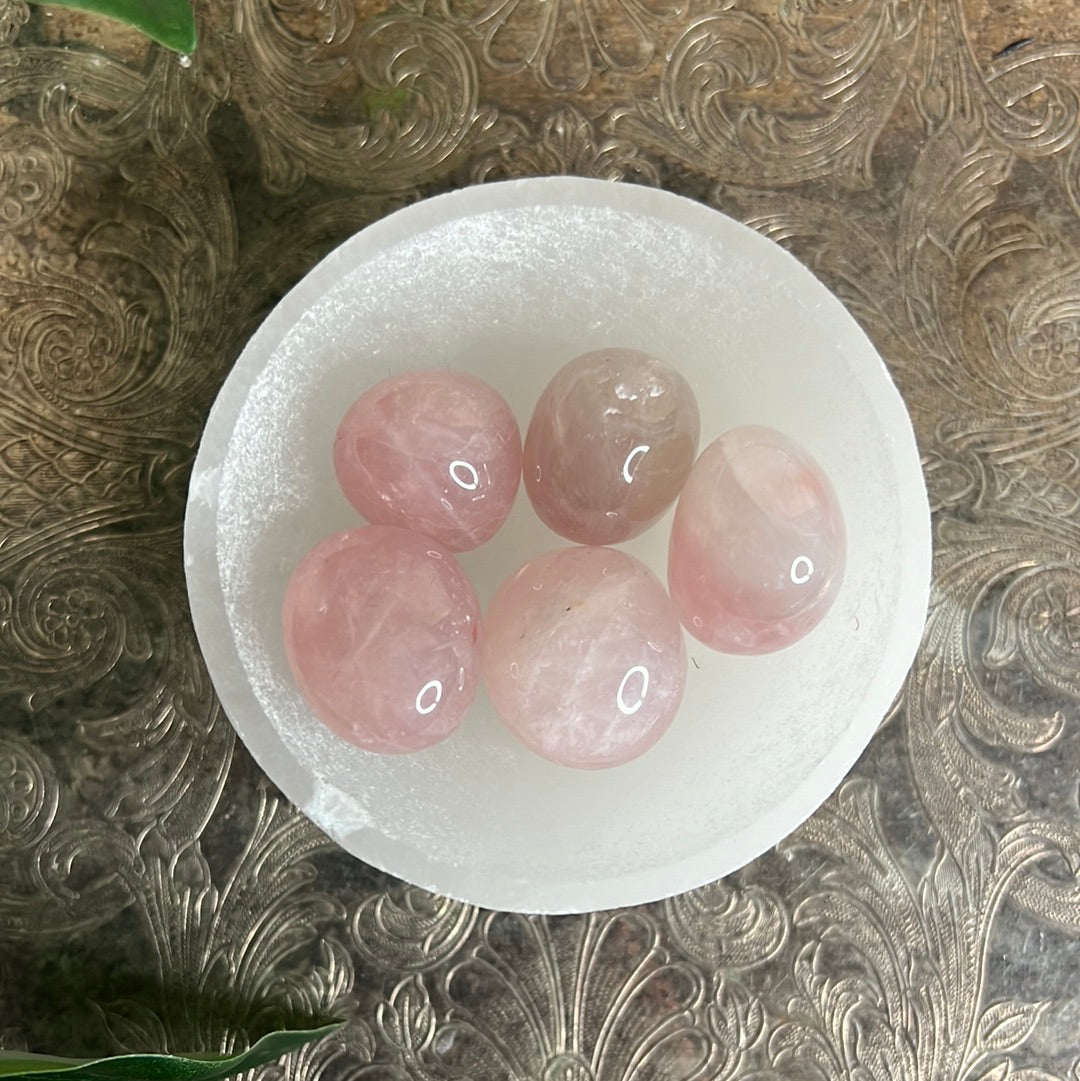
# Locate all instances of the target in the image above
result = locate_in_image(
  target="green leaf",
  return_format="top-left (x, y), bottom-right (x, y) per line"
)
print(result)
top-left (25, 0), bottom-right (197, 54)
top-left (0, 1022), bottom-right (343, 1081)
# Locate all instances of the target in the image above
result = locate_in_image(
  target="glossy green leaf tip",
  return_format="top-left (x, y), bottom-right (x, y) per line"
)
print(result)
top-left (0, 1022), bottom-right (344, 1081)
top-left (26, 0), bottom-right (197, 54)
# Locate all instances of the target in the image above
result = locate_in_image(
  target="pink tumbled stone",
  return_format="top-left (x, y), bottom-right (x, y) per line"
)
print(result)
top-left (523, 349), bottom-right (700, 545)
top-left (282, 526), bottom-right (480, 753)
top-left (482, 546), bottom-right (686, 769)
top-left (334, 370), bottom-right (522, 551)
top-left (668, 426), bottom-right (846, 655)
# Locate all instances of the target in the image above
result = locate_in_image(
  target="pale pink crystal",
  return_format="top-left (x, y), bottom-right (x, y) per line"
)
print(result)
top-left (523, 349), bottom-right (700, 545)
top-left (668, 426), bottom-right (846, 654)
top-left (334, 370), bottom-right (522, 552)
top-left (282, 526), bottom-right (480, 752)
top-left (482, 546), bottom-right (686, 769)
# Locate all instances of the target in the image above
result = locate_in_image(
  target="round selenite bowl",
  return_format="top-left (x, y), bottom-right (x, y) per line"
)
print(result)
top-left (184, 178), bottom-right (931, 914)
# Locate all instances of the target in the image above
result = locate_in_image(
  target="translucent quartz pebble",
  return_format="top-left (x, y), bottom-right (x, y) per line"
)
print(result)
top-left (482, 546), bottom-right (686, 769)
top-left (668, 426), bottom-right (846, 654)
top-left (282, 526), bottom-right (481, 752)
top-left (334, 370), bottom-right (522, 551)
top-left (523, 348), bottom-right (700, 545)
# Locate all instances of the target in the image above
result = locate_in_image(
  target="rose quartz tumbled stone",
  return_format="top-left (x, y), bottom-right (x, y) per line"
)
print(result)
top-left (523, 349), bottom-right (700, 545)
top-left (668, 426), bottom-right (846, 655)
top-left (482, 546), bottom-right (686, 769)
top-left (334, 370), bottom-right (522, 551)
top-left (282, 526), bottom-right (480, 753)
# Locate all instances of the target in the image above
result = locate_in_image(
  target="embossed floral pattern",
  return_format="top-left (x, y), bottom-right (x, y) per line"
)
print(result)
top-left (1042, 579), bottom-right (1080, 652)
top-left (772, 780), bottom-right (1073, 1081)
top-left (226, 8), bottom-right (502, 193)
top-left (351, 886), bottom-right (477, 973)
top-left (470, 105), bottom-right (660, 182)
top-left (37, 585), bottom-right (108, 651)
top-left (443, 0), bottom-right (679, 92)
top-left (1028, 316), bottom-right (1080, 378)
top-left (0, 259), bottom-right (153, 406)
top-left (984, 563), bottom-right (1080, 701)
top-left (0, 0), bottom-right (28, 46)
top-left (0, 738), bottom-right (57, 852)
top-left (1, 0), bottom-right (1080, 1074)
top-left (0, 128), bottom-right (66, 230)
top-left (429, 911), bottom-right (715, 1081)
top-left (663, 880), bottom-right (788, 971)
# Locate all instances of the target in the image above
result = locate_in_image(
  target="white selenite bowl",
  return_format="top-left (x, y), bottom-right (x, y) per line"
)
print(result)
top-left (184, 178), bottom-right (931, 914)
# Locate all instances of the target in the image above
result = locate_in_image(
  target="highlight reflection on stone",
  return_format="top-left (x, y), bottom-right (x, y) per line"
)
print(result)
top-left (334, 370), bottom-right (521, 551)
top-left (668, 426), bottom-right (846, 654)
top-left (282, 526), bottom-right (480, 752)
top-left (523, 349), bottom-right (700, 544)
top-left (482, 546), bottom-right (686, 769)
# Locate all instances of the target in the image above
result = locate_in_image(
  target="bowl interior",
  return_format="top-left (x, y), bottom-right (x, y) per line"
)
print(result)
top-left (185, 179), bottom-right (930, 913)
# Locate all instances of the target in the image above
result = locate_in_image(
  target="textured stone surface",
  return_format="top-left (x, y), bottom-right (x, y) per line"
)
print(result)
top-left (668, 426), bottom-right (846, 654)
top-left (481, 546), bottom-right (686, 768)
top-left (523, 349), bottom-right (700, 544)
top-left (334, 370), bottom-right (521, 551)
top-left (282, 526), bottom-right (480, 752)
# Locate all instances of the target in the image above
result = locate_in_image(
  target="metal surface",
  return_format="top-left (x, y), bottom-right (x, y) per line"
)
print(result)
top-left (1, 0), bottom-right (1079, 1076)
